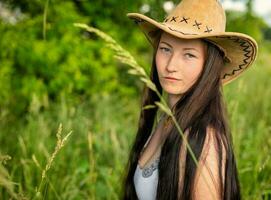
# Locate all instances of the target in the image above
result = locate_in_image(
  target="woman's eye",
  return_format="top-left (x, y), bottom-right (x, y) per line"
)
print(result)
top-left (159, 47), bottom-right (171, 53)
top-left (185, 53), bottom-right (196, 59)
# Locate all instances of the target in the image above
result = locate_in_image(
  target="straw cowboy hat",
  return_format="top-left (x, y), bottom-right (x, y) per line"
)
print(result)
top-left (127, 0), bottom-right (258, 85)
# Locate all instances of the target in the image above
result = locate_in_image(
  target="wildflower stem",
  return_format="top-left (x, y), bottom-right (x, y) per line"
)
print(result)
top-left (35, 124), bottom-right (72, 199)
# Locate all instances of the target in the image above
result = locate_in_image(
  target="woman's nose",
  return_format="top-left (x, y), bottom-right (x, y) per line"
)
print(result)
top-left (166, 54), bottom-right (179, 73)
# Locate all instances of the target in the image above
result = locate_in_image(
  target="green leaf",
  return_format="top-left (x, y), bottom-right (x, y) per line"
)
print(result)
top-left (127, 69), bottom-right (140, 76)
top-left (142, 104), bottom-right (156, 110)
top-left (139, 77), bottom-right (157, 92)
top-left (154, 101), bottom-right (171, 116)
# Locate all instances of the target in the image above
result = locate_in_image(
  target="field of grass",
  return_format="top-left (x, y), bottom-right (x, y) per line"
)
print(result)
top-left (0, 40), bottom-right (270, 200)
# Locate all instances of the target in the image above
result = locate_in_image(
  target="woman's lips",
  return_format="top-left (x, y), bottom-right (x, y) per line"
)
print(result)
top-left (164, 76), bottom-right (181, 81)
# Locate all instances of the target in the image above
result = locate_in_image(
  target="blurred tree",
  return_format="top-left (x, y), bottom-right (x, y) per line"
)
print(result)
top-left (225, 0), bottom-right (268, 42)
top-left (263, 27), bottom-right (271, 41)
top-left (0, 0), bottom-right (145, 116)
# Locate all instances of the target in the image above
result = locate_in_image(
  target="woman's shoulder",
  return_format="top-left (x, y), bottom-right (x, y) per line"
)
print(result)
top-left (192, 125), bottom-right (227, 199)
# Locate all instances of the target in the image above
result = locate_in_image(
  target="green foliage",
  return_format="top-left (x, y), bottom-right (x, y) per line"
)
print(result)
top-left (0, 1), bottom-right (143, 116)
top-left (223, 45), bottom-right (271, 198)
top-left (226, 10), bottom-right (268, 42)
top-left (0, 93), bottom-right (140, 199)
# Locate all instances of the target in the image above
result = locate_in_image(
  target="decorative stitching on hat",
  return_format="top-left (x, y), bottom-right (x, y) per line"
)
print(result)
top-left (204, 26), bottom-right (212, 33)
top-left (193, 20), bottom-right (202, 30)
top-left (180, 16), bottom-right (190, 24)
top-left (168, 27), bottom-right (198, 35)
top-left (163, 16), bottom-right (212, 34)
top-left (217, 36), bottom-right (253, 79)
top-left (170, 16), bottom-right (178, 22)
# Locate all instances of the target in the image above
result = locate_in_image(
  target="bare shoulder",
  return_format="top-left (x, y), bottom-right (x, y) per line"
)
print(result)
top-left (192, 125), bottom-right (227, 200)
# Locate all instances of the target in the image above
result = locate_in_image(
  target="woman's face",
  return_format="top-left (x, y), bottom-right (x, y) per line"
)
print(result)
top-left (156, 32), bottom-right (207, 96)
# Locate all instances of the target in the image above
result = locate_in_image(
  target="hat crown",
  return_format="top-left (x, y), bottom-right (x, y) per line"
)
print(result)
top-left (163, 0), bottom-right (226, 34)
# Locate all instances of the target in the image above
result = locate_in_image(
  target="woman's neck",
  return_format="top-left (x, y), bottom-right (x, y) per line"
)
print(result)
top-left (167, 93), bottom-right (182, 110)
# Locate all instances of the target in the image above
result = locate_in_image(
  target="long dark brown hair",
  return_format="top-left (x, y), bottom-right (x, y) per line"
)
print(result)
top-left (121, 31), bottom-right (241, 200)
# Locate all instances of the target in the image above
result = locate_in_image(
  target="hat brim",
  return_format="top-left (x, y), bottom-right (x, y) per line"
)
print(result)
top-left (127, 13), bottom-right (258, 85)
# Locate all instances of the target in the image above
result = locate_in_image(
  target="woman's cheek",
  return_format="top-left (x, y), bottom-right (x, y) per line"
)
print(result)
top-left (157, 60), bottom-right (167, 72)
top-left (187, 62), bottom-right (203, 75)
top-left (156, 64), bottom-right (164, 79)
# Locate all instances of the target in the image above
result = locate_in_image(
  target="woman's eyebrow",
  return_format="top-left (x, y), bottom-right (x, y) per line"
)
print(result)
top-left (160, 41), bottom-right (173, 48)
top-left (183, 47), bottom-right (199, 53)
top-left (160, 42), bottom-right (200, 53)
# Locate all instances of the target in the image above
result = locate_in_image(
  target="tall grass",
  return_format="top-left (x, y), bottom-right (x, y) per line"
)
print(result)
top-left (223, 41), bottom-right (271, 199)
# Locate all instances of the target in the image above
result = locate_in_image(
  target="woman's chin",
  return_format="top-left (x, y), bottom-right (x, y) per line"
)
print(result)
top-left (162, 87), bottom-right (184, 95)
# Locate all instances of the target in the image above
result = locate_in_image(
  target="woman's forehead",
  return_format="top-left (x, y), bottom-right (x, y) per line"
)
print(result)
top-left (159, 32), bottom-right (205, 49)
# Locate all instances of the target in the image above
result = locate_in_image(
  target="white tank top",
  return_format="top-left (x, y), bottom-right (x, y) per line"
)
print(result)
top-left (133, 157), bottom-right (160, 200)
top-left (133, 113), bottom-right (165, 200)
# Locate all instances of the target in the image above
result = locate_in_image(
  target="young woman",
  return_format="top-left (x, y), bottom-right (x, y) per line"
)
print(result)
top-left (121, 0), bottom-right (258, 199)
